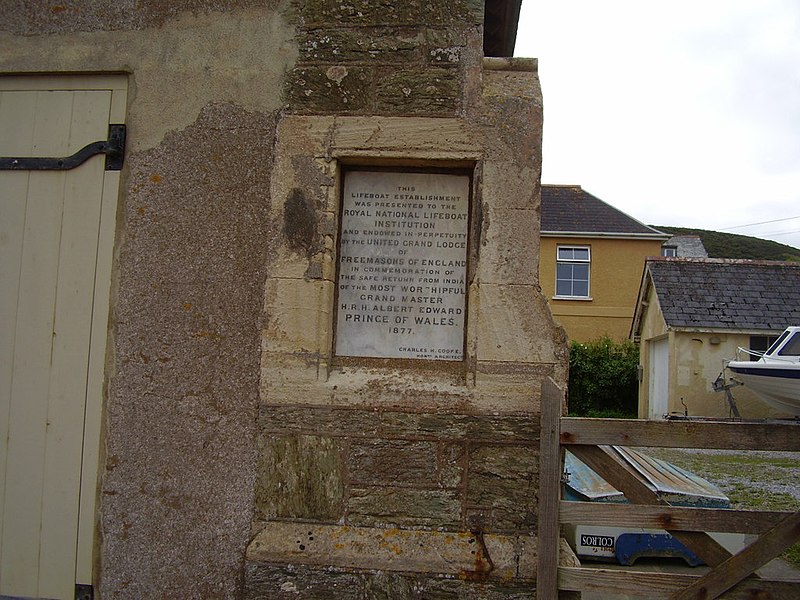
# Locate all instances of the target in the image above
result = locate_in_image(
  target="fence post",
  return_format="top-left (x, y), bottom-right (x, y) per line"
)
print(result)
top-left (537, 377), bottom-right (564, 599)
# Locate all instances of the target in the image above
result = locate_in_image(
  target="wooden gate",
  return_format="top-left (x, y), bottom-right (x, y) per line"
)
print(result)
top-left (0, 75), bottom-right (126, 599)
top-left (538, 379), bottom-right (800, 599)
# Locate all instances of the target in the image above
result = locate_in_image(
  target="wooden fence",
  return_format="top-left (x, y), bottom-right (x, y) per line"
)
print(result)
top-left (537, 378), bottom-right (800, 599)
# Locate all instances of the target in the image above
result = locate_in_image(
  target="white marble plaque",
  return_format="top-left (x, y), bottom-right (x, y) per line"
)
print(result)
top-left (335, 171), bottom-right (470, 360)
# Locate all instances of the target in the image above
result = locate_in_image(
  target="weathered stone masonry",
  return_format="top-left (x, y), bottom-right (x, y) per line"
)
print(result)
top-left (254, 407), bottom-right (539, 530)
top-left (248, 1), bottom-right (568, 597)
top-left (286, 0), bottom-right (485, 116)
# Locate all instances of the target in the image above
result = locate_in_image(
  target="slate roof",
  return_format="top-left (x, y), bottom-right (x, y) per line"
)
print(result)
top-left (541, 185), bottom-right (667, 237)
top-left (645, 258), bottom-right (800, 332)
top-left (663, 235), bottom-right (708, 258)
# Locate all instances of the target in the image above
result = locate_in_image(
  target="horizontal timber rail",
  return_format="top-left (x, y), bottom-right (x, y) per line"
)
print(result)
top-left (537, 378), bottom-right (800, 600)
top-left (561, 417), bottom-right (800, 452)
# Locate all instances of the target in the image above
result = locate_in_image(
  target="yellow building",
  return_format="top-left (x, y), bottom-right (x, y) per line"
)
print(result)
top-left (539, 185), bottom-right (669, 342)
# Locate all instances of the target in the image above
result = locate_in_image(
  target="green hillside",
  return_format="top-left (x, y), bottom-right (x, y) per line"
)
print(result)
top-left (653, 226), bottom-right (800, 261)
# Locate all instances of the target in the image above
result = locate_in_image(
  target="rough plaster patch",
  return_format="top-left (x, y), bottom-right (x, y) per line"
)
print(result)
top-left (2, 0), bottom-right (285, 34)
top-left (101, 102), bottom-right (279, 599)
top-left (0, 4), bottom-right (298, 150)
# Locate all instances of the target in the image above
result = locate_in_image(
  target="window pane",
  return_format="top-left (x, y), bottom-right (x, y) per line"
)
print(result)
top-left (556, 263), bottom-right (574, 296)
top-left (555, 262), bottom-right (589, 297)
top-left (572, 247), bottom-right (589, 261)
top-left (573, 280), bottom-right (589, 297)
top-left (556, 263), bottom-right (573, 279)
top-left (556, 247), bottom-right (590, 297)
top-left (750, 336), bottom-right (769, 360)
top-left (573, 264), bottom-right (589, 281)
top-left (557, 246), bottom-right (590, 261)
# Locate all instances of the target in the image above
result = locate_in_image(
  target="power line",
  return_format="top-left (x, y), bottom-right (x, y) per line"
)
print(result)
top-left (757, 229), bottom-right (799, 238)
top-left (720, 215), bottom-right (800, 231)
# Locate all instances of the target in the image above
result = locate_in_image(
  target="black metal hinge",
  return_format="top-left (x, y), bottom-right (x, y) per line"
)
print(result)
top-left (0, 124), bottom-right (126, 171)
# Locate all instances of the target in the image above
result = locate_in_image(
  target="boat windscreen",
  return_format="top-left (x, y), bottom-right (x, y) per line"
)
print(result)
top-left (777, 332), bottom-right (800, 356)
top-left (766, 330), bottom-right (791, 355)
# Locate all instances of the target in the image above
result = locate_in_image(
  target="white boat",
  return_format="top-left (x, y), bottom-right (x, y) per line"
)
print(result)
top-left (725, 326), bottom-right (800, 416)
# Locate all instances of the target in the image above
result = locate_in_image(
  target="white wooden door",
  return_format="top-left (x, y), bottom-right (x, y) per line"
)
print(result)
top-left (0, 75), bottom-right (126, 599)
top-left (648, 337), bottom-right (669, 420)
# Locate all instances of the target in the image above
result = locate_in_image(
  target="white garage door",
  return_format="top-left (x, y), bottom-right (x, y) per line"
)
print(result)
top-left (0, 75), bottom-right (126, 600)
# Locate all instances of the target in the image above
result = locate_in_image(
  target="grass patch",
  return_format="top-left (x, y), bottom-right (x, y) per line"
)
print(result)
top-left (725, 483), bottom-right (798, 512)
top-left (786, 544), bottom-right (800, 569)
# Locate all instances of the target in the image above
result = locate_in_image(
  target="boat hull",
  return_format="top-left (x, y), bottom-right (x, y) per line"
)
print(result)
top-left (726, 361), bottom-right (800, 415)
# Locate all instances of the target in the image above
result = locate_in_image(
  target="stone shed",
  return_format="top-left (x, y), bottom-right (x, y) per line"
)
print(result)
top-left (0, 2), bottom-right (567, 598)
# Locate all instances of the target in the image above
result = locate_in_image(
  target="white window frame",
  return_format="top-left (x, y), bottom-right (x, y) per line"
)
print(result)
top-left (554, 245), bottom-right (591, 300)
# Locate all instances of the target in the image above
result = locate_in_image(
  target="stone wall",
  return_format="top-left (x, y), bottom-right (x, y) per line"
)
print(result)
top-left (255, 406), bottom-right (539, 531)
top-left (0, 1), bottom-right (568, 598)
top-left (251, 1), bottom-right (568, 596)
top-left (286, 0), bottom-right (484, 117)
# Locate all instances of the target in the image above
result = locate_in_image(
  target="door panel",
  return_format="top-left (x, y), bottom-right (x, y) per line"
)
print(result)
top-left (0, 76), bottom-right (126, 599)
top-left (648, 337), bottom-right (669, 419)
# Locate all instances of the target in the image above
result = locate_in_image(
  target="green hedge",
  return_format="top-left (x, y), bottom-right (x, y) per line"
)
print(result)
top-left (568, 336), bottom-right (639, 418)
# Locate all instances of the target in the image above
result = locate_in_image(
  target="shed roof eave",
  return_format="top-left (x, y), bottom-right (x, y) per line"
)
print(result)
top-left (660, 325), bottom-right (789, 335)
top-left (630, 270), bottom-right (654, 340)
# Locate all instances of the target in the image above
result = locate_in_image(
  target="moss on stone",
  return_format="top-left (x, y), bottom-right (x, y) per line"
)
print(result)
top-left (255, 435), bottom-right (344, 521)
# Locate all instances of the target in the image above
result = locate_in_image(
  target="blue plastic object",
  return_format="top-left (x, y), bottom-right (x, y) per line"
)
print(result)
top-left (615, 532), bottom-right (703, 566)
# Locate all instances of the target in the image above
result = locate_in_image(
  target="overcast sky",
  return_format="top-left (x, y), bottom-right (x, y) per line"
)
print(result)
top-left (514, 0), bottom-right (800, 250)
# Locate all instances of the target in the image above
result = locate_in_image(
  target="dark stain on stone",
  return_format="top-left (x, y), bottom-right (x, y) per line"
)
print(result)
top-left (283, 188), bottom-right (317, 254)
